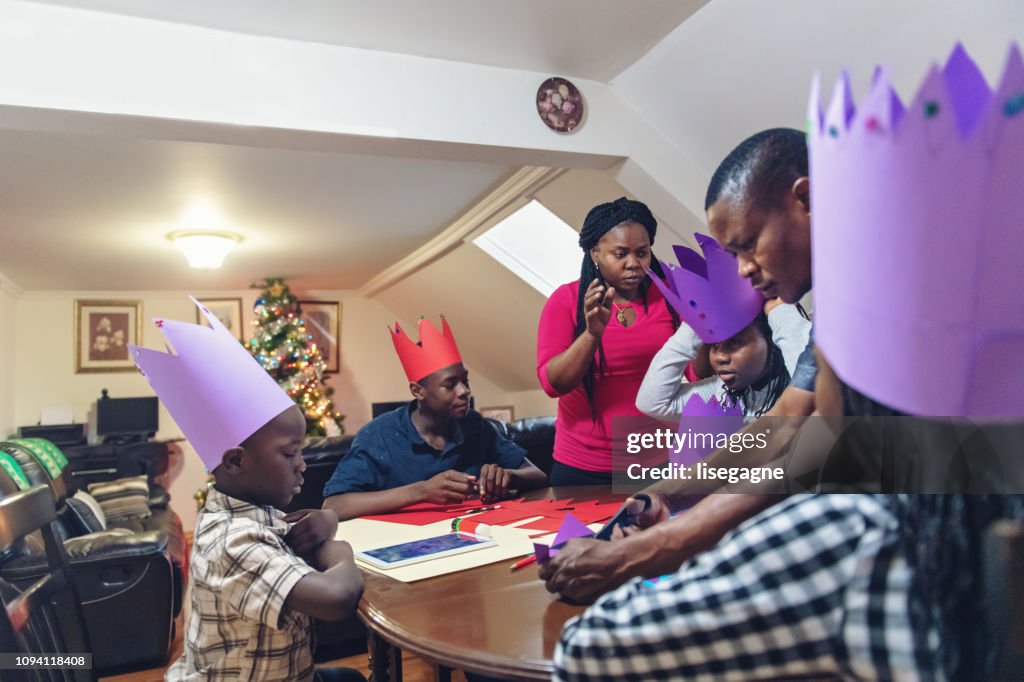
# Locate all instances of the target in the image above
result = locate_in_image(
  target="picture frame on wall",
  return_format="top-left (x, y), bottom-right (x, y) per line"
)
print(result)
top-left (74, 299), bottom-right (143, 374)
top-left (195, 297), bottom-right (244, 341)
top-left (480, 405), bottom-right (515, 424)
top-left (299, 300), bottom-right (341, 373)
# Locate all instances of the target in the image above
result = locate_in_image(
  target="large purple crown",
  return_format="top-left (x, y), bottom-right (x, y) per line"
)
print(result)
top-left (647, 234), bottom-right (763, 343)
top-left (809, 43), bottom-right (1024, 417)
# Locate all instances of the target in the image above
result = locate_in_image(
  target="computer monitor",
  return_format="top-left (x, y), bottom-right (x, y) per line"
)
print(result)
top-left (96, 397), bottom-right (159, 441)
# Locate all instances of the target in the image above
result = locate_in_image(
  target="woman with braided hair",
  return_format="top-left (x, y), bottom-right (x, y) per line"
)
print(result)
top-left (537, 197), bottom-right (678, 485)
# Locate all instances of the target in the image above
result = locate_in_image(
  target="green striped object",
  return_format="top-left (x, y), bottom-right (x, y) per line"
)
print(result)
top-left (0, 452), bottom-right (32, 490)
top-left (0, 438), bottom-right (66, 480)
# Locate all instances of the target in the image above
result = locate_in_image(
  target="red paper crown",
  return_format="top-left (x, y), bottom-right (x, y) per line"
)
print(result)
top-left (389, 316), bottom-right (462, 383)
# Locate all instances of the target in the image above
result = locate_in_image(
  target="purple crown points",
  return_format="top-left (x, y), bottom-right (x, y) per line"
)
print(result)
top-left (671, 395), bottom-right (745, 467)
top-left (129, 296), bottom-right (295, 471)
top-left (646, 234), bottom-right (763, 344)
top-left (533, 513), bottom-right (593, 564)
top-left (808, 43), bottom-right (1024, 417)
top-left (680, 393), bottom-right (744, 419)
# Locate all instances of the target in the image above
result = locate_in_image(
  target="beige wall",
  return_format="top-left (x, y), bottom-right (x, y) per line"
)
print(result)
top-left (8, 286), bottom-right (550, 530)
top-left (0, 276), bottom-right (18, 438)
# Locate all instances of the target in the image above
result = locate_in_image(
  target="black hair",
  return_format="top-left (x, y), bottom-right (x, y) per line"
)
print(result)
top-left (704, 128), bottom-right (808, 212)
top-left (833, 380), bottom-right (1024, 680)
top-left (719, 313), bottom-right (790, 417)
top-left (574, 197), bottom-right (679, 415)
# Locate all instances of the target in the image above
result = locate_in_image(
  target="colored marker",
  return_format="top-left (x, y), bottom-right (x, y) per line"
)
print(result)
top-left (509, 554), bottom-right (537, 572)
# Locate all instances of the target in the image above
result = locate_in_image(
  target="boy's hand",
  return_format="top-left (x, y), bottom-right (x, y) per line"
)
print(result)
top-left (419, 471), bottom-right (475, 504)
top-left (312, 539), bottom-right (355, 572)
top-left (478, 463), bottom-right (512, 503)
top-left (284, 508), bottom-right (339, 558)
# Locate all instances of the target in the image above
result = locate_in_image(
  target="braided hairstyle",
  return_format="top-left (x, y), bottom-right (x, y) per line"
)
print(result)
top-left (575, 197), bottom-right (679, 415)
top-left (719, 313), bottom-right (790, 417)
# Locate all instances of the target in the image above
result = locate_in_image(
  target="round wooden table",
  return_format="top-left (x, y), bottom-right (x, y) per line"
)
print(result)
top-left (355, 486), bottom-right (626, 681)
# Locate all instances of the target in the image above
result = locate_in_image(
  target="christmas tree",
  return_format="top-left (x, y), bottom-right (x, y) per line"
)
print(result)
top-left (248, 277), bottom-right (345, 437)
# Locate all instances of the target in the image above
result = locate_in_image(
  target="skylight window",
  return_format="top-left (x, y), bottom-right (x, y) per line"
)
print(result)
top-left (472, 200), bottom-right (581, 296)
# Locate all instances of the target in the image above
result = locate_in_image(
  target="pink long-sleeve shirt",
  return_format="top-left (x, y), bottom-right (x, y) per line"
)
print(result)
top-left (536, 280), bottom-right (675, 472)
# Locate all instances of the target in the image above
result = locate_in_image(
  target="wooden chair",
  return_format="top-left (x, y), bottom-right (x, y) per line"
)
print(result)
top-left (0, 485), bottom-right (94, 682)
top-left (985, 519), bottom-right (1024, 681)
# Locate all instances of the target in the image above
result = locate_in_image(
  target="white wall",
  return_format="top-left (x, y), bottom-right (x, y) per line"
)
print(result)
top-left (11, 287), bottom-right (532, 530)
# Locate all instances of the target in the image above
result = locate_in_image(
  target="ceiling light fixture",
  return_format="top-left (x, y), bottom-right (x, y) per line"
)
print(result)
top-left (167, 230), bottom-right (243, 270)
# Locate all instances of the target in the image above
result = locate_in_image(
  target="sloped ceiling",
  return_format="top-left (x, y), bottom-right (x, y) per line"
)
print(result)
top-left (28, 0), bottom-right (708, 81)
top-left (0, 129), bottom-right (513, 290)
top-left (614, 0), bottom-right (1024, 177)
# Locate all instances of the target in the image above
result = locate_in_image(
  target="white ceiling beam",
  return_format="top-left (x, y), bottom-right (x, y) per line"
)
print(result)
top-left (0, 0), bottom-right (711, 227)
top-left (0, 2), bottom-right (619, 159)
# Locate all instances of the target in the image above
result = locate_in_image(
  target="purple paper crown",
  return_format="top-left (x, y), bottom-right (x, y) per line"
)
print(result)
top-left (129, 297), bottom-right (296, 470)
top-left (647, 234), bottom-right (763, 343)
top-left (808, 43), bottom-right (1024, 417)
top-left (671, 395), bottom-right (745, 466)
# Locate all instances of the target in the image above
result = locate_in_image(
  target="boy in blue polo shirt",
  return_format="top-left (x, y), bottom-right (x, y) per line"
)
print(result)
top-left (323, 316), bottom-right (546, 520)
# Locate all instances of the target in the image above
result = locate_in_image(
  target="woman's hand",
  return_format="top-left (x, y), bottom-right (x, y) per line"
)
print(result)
top-left (584, 277), bottom-right (614, 338)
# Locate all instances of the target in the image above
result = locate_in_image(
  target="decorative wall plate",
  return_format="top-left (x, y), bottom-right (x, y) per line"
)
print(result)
top-left (536, 77), bottom-right (584, 133)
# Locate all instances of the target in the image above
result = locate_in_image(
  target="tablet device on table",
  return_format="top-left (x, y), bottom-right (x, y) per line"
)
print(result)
top-left (356, 532), bottom-right (497, 569)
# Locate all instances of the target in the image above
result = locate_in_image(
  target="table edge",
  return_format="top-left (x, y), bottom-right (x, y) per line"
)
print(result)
top-left (358, 599), bottom-right (555, 681)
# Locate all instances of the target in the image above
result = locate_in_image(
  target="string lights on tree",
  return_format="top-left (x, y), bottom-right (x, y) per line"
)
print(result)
top-left (248, 277), bottom-right (345, 438)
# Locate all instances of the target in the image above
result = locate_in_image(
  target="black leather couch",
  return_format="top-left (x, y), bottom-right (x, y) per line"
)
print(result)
top-left (290, 416), bottom-right (556, 514)
top-left (287, 416), bottom-right (556, 660)
top-left (0, 440), bottom-right (186, 674)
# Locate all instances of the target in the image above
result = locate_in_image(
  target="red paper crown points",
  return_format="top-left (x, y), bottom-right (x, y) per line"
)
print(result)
top-left (389, 316), bottom-right (462, 383)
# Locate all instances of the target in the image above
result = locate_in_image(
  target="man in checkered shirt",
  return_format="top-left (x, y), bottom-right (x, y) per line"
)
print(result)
top-left (554, 377), bottom-right (1024, 681)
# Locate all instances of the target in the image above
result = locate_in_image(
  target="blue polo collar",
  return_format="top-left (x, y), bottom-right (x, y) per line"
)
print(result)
top-left (401, 400), bottom-right (466, 455)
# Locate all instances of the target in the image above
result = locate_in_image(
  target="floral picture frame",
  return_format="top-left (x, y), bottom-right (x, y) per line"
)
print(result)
top-left (74, 300), bottom-right (143, 373)
top-left (299, 300), bottom-right (341, 373)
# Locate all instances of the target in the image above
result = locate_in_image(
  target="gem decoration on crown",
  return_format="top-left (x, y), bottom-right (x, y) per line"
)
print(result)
top-left (807, 42), bottom-right (1024, 417)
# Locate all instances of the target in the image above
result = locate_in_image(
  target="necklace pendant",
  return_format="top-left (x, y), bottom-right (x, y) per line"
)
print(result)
top-left (616, 307), bottom-right (629, 325)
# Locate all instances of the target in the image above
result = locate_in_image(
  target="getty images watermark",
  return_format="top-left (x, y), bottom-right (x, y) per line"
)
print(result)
top-left (612, 414), bottom-right (1024, 495)
top-left (610, 414), bottom-right (784, 491)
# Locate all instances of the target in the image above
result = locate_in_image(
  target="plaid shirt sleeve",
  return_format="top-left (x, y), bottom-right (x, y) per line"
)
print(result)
top-left (220, 520), bottom-right (315, 630)
top-left (554, 494), bottom-right (924, 682)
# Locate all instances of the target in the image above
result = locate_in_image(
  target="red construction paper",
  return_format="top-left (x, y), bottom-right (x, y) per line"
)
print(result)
top-left (565, 500), bottom-right (621, 524)
top-left (361, 498), bottom-right (491, 525)
top-left (516, 516), bottom-right (566, 533)
top-left (358, 496), bottom-right (613, 528)
top-left (457, 507), bottom-right (537, 526)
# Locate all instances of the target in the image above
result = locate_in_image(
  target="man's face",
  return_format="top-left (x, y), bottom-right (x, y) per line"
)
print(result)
top-left (413, 363), bottom-right (472, 419)
top-left (708, 178), bottom-right (813, 304)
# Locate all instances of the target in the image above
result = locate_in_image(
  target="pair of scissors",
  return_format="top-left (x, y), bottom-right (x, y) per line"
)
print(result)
top-left (594, 493), bottom-right (652, 541)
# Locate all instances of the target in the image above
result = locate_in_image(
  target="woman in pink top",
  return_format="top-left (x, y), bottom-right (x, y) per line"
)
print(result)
top-left (537, 197), bottom-right (678, 485)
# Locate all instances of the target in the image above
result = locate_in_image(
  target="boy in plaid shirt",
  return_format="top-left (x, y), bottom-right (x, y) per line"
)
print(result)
top-left (131, 299), bottom-right (364, 682)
